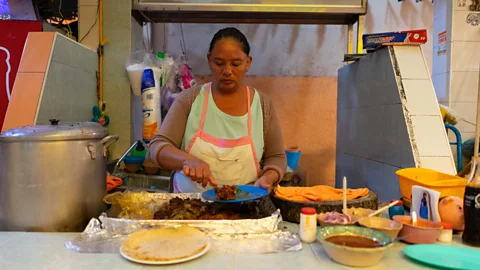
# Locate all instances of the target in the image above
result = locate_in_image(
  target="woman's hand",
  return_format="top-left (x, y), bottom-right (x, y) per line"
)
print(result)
top-left (254, 170), bottom-right (279, 192)
top-left (183, 158), bottom-right (218, 188)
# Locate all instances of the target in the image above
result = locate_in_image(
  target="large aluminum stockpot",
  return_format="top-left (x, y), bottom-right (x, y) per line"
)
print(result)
top-left (0, 121), bottom-right (118, 232)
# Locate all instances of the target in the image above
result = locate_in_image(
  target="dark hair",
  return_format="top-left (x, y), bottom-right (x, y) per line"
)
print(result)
top-left (209, 27), bottom-right (250, 55)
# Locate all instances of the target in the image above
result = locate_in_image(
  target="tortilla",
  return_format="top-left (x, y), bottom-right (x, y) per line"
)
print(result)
top-left (121, 226), bottom-right (209, 262)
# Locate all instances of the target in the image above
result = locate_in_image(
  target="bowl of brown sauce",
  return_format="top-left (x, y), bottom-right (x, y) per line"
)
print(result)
top-left (317, 226), bottom-right (393, 267)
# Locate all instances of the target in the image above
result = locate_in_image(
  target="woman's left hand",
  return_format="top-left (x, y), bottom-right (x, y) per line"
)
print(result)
top-left (254, 170), bottom-right (279, 192)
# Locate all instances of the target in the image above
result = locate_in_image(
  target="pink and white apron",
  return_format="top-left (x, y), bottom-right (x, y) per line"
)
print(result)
top-left (174, 83), bottom-right (261, 193)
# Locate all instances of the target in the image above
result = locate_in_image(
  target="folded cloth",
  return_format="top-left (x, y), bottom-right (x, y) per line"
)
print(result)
top-left (274, 185), bottom-right (369, 202)
top-left (107, 172), bottom-right (122, 192)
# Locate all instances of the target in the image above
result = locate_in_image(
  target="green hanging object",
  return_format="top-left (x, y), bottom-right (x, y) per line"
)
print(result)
top-left (92, 103), bottom-right (110, 127)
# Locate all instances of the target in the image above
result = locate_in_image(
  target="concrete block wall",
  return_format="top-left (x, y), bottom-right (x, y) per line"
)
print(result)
top-left (336, 46), bottom-right (455, 202)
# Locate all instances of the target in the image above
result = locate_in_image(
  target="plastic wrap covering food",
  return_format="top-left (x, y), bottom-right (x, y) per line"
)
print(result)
top-left (65, 192), bottom-right (302, 254)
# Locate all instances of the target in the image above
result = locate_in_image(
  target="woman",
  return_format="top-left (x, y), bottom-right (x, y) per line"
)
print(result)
top-left (148, 27), bottom-right (286, 193)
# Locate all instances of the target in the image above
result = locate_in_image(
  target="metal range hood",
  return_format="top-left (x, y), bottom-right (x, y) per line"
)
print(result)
top-left (132, 0), bottom-right (368, 25)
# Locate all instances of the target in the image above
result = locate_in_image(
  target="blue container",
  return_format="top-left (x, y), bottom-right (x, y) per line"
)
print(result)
top-left (388, 200), bottom-right (405, 220)
top-left (124, 156), bottom-right (145, 165)
top-left (285, 150), bottom-right (301, 170)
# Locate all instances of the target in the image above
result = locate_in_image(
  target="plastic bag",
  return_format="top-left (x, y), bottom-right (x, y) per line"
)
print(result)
top-left (126, 50), bottom-right (160, 96)
top-left (439, 104), bottom-right (464, 126)
top-left (160, 56), bottom-right (197, 119)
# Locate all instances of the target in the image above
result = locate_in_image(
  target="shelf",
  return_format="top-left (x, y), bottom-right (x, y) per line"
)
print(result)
top-left (132, 0), bottom-right (367, 25)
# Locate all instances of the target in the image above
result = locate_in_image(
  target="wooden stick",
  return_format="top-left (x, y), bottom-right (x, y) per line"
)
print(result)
top-left (343, 176), bottom-right (347, 213)
top-left (369, 200), bottom-right (400, 217)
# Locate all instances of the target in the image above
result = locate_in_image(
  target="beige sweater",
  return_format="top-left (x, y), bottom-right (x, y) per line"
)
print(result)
top-left (148, 85), bottom-right (287, 181)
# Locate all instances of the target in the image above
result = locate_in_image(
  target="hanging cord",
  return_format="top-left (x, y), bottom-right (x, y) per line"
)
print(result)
top-left (179, 23), bottom-right (189, 64)
top-left (58, 0), bottom-right (73, 38)
top-left (79, 2), bottom-right (99, 43)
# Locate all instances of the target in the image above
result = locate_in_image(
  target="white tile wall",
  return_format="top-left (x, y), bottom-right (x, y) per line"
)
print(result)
top-left (450, 101), bottom-right (477, 133)
top-left (403, 79), bottom-right (441, 115)
top-left (450, 71), bottom-right (479, 102)
top-left (394, 46), bottom-right (430, 79)
top-left (410, 115), bottom-right (452, 157)
top-left (432, 72), bottom-right (450, 103)
top-left (451, 41), bottom-right (480, 72)
top-left (452, 11), bottom-right (480, 42)
top-left (420, 156), bottom-right (456, 174)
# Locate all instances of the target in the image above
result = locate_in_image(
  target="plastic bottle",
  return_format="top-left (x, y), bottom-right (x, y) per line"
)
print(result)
top-left (132, 142), bottom-right (147, 158)
top-left (299, 207), bottom-right (317, 243)
top-left (438, 222), bottom-right (453, 243)
top-left (141, 68), bottom-right (162, 143)
top-left (388, 200), bottom-right (405, 220)
top-left (463, 160), bottom-right (480, 246)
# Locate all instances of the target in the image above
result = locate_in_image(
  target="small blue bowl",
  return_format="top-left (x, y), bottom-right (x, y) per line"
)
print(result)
top-left (123, 156), bottom-right (145, 165)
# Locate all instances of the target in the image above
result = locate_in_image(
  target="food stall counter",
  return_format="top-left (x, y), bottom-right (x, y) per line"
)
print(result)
top-left (0, 222), bottom-right (474, 269)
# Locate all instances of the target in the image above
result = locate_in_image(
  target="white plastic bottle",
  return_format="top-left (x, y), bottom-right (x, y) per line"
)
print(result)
top-left (141, 68), bottom-right (162, 143)
top-left (299, 207), bottom-right (317, 243)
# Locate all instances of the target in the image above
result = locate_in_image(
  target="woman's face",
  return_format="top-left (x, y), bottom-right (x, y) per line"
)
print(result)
top-left (208, 38), bottom-right (252, 92)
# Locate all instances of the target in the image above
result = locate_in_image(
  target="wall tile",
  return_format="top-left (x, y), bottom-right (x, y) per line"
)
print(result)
top-left (433, 15), bottom-right (448, 45)
top-left (2, 73), bottom-right (45, 131)
top-left (355, 107), bottom-right (370, 159)
top-left (450, 101), bottom-right (477, 133)
top-left (383, 104), bottom-right (415, 168)
top-left (17, 32), bottom-right (55, 73)
top-left (403, 79), bottom-right (441, 116)
top-left (337, 66), bottom-right (350, 110)
top-left (393, 46), bottom-right (429, 79)
top-left (450, 71), bottom-right (479, 102)
top-left (431, 72), bottom-right (450, 103)
top-left (451, 41), bottom-right (480, 72)
top-left (420, 156), bottom-right (456, 174)
top-left (454, 0), bottom-right (474, 11)
top-left (365, 105), bottom-right (384, 162)
top-left (431, 41), bottom-right (451, 76)
top-left (365, 160), bottom-right (383, 196)
top-left (343, 155), bottom-right (368, 189)
top-left (381, 164), bottom-right (402, 202)
top-left (345, 108), bottom-right (359, 157)
top-left (434, 0), bottom-right (447, 20)
top-left (36, 62), bottom-right (97, 124)
top-left (410, 115), bottom-right (452, 157)
top-left (452, 11), bottom-right (480, 42)
top-left (336, 108), bottom-right (348, 156)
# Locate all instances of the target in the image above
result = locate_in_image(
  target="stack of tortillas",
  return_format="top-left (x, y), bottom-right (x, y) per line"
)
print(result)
top-left (121, 226), bottom-right (209, 262)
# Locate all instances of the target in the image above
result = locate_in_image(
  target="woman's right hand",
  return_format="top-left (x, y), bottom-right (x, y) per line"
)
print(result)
top-left (183, 158), bottom-right (217, 188)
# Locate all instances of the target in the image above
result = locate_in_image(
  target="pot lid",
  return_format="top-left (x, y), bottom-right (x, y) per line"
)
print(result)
top-left (0, 121), bottom-right (109, 141)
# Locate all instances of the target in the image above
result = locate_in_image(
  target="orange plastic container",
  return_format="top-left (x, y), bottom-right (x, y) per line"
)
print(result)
top-left (395, 168), bottom-right (467, 201)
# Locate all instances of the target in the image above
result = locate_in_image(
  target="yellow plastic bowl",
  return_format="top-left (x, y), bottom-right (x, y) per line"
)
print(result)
top-left (395, 168), bottom-right (466, 201)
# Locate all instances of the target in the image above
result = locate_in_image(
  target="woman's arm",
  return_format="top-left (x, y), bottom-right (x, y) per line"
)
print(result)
top-left (255, 99), bottom-right (287, 191)
top-left (148, 88), bottom-right (216, 187)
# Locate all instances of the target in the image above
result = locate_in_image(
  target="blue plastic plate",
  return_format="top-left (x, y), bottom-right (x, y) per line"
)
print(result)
top-left (403, 244), bottom-right (480, 270)
top-left (202, 185), bottom-right (268, 203)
